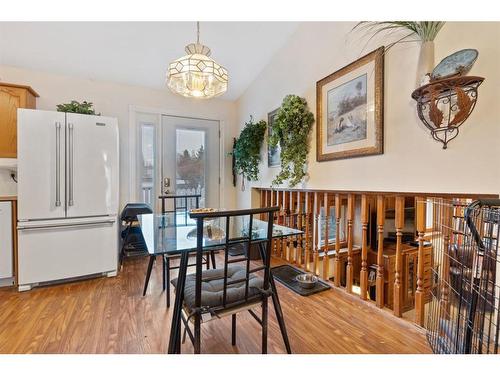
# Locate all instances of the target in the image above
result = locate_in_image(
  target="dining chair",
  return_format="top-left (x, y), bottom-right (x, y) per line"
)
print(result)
top-left (171, 206), bottom-right (279, 354)
top-left (142, 193), bottom-right (216, 308)
top-left (120, 203), bottom-right (153, 267)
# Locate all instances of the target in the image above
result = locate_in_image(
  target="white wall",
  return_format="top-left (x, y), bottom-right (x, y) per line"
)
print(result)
top-left (0, 65), bottom-right (238, 209)
top-left (236, 22), bottom-right (500, 208)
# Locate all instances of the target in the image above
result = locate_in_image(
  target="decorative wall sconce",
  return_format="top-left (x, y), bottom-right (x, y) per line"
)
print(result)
top-left (411, 76), bottom-right (484, 149)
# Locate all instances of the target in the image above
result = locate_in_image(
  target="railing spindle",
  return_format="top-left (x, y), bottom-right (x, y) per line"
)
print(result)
top-left (394, 195), bottom-right (405, 317)
top-left (313, 192), bottom-right (321, 276)
top-left (277, 190), bottom-right (283, 258)
top-left (346, 193), bottom-right (354, 293)
top-left (282, 191), bottom-right (289, 261)
top-left (441, 199), bottom-right (452, 319)
top-left (296, 191), bottom-right (303, 267)
top-left (376, 195), bottom-right (385, 308)
top-left (323, 193), bottom-right (330, 280)
top-left (304, 192), bottom-right (312, 272)
top-left (271, 189), bottom-right (278, 257)
top-left (360, 194), bottom-right (369, 300)
top-left (415, 196), bottom-right (426, 326)
top-left (334, 194), bottom-right (342, 287)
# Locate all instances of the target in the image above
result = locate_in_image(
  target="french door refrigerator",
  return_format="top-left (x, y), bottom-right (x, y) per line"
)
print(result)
top-left (17, 109), bottom-right (119, 291)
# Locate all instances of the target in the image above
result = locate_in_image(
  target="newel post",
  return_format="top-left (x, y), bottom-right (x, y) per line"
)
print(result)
top-left (415, 196), bottom-right (426, 326)
top-left (360, 195), bottom-right (369, 300)
top-left (393, 196), bottom-right (405, 317)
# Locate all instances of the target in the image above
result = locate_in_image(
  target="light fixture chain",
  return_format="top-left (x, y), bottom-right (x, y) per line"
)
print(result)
top-left (197, 21), bottom-right (200, 44)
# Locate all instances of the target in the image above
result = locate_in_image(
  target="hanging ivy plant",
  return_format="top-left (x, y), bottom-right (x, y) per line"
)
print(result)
top-left (269, 95), bottom-right (314, 187)
top-left (233, 117), bottom-right (267, 187)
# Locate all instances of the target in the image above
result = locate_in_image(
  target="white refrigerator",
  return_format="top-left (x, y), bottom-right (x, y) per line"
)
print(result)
top-left (17, 109), bottom-right (119, 291)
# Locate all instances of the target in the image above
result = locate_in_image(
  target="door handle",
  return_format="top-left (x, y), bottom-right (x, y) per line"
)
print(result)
top-left (18, 219), bottom-right (116, 231)
top-left (68, 123), bottom-right (74, 206)
top-left (55, 122), bottom-right (62, 207)
top-left (164, 177), bottom-right (171, 194)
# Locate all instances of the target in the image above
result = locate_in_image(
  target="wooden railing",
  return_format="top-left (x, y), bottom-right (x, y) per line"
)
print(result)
top-left (256, 188), bottom-right (498, 326)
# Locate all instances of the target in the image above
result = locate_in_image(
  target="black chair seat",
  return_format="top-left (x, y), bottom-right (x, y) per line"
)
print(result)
top-left (120, 203), bottom-right (153, 221)
top-left (172, 265), bottom-right (263, 309)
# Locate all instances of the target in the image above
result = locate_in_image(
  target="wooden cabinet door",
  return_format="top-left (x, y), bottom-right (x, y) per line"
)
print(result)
top-left (0, 86), bottom-right (24, 158)
top-left (0, 84), bottom-right (38, 158)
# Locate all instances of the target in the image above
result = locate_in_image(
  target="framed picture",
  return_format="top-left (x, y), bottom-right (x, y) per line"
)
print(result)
top-left (316, 47), bottom-right (384, 161)
top-left (267, 108), bottom-right (281, 167)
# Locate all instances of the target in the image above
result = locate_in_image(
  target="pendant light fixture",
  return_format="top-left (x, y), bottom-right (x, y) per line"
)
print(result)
top-left (166, 22), bottom-right (228, 99)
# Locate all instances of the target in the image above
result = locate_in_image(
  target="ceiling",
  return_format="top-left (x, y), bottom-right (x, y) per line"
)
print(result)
top-left (0, 22), bottom-right (300, 101)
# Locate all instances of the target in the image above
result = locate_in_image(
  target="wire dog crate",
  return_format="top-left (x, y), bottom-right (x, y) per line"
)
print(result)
top-left (426, 198), bottom-right (500, 354)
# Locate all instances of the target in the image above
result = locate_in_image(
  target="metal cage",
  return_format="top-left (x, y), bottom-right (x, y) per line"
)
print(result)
top-left (426, 198), bottom-right (500, 354)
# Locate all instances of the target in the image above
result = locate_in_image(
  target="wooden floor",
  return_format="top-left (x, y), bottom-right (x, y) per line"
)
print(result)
top-left (0, 256), bottom-right (432, 354)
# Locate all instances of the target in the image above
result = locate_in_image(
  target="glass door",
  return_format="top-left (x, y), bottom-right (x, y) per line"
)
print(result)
top-left (136, 112), bottom-right (159, 209)
top-left (161, 115), bottom-right (220, 215)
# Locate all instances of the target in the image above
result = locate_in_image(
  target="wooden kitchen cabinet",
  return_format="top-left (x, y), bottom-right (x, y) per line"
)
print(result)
top-left (0, 83), bottom-right (39, 158)
top-left (0, 197), bottom-right (17, 287)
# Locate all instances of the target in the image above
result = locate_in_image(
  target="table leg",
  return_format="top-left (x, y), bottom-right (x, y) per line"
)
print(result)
top-left (162, 255), bottom-right (166, 291)
top-left (259, 243), bottom-right (292, 354)
top-left (166, 256), bottom-right (171, 308)
top-left (269, 270), bottom-right (292, 354)
top-left (119, 224), bottom-right (132, 270)
top-left (142, 255), bottom-right (155, 296)
top-left (167, 251), bottom-right (189, 354)
top-left (210, 250), bottom-right (217, 269)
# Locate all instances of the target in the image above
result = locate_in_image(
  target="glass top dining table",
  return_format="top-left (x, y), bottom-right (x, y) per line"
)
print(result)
top-left (137, 212), bottom-right (303, 255)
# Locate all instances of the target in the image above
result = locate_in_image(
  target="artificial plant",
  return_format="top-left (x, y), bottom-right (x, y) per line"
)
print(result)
top-left (56, 100), bottom-right (99, 115)
top-left (352, 21), bottom-right (445, 50)
top-left (233, 116), bottom-right (267, 188)
top-left (269, 95), bottom-right (314, 187)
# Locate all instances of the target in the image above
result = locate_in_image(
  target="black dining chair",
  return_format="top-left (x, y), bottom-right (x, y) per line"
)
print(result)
top-left (159, 194), bottom-right (201, 226)
top-left (142, 194), bottom-right (216, 308)
top-left (120, 203), bottom-right (153, 267)
top-left (171, 206), bottom-right (279, 354)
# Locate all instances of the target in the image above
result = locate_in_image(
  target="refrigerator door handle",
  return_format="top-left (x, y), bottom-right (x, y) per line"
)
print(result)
top-left (55, 122), bottom-right (62, 207)
top-left (68, 123), bottom-right (74, 206)
top-left (18, 219), bottom-right (116, 231)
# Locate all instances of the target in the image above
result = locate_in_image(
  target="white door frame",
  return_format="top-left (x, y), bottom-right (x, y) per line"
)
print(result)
top-left (128, 105), bottom-right (226, 210)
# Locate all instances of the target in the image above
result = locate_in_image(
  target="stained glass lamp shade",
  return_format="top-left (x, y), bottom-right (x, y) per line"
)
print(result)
top-left (166, 23), bottom-right (228, 99)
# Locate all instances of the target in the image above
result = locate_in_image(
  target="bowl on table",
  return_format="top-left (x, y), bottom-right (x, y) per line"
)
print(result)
top-left (295, 273), bottom-right (318, 289)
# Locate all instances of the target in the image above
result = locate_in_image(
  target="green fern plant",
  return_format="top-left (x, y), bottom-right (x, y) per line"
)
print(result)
top-left (269, 95), bottom-right (314, 187)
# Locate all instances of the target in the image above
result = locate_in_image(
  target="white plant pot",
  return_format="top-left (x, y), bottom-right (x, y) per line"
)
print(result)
top-left (416, 41), bottom-right (435, 87)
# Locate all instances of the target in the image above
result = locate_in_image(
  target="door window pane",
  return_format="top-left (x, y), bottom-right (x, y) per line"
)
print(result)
top-left (175, 129), bottom-right (206, 207)
top-left (138, 123), bottom-right (155, 206)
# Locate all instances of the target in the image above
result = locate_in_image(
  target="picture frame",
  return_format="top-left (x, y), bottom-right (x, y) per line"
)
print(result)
top-left (316, 47), bottom-right (384, 161)
top-left (267, 108), bottom-right (281, 167)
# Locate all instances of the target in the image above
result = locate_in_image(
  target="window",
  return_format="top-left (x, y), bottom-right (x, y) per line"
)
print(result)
top-left (135, 111), bottom-right (159, 207)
